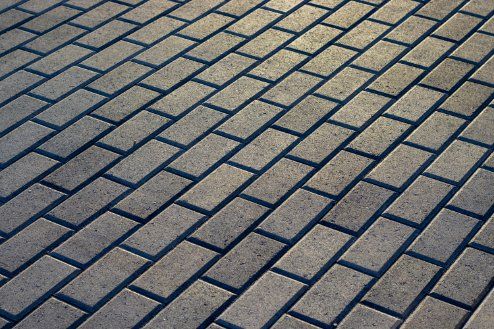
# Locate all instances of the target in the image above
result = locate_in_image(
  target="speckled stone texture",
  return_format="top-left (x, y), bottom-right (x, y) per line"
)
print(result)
top-left (0, 0), bottom-right (493, 328)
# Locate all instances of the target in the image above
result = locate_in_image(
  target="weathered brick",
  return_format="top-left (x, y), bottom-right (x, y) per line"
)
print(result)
top-left (316, 67), bottom-right (373, 101)
top-left (366, 144), bottom-right (432, 189)
top-left (217, 100), bottom-right (281, 140)
top-left (325, 1), bottom-right (374, 28)
top-left (218, 271), bottom-right (305, 328)
top-left (170, 133), bottom-right (239, 178)
top-left (405, 111), bottom-right (465, 151)
top-left (0, 218), bottom-right (70, 273)
top-left (0, 121), bottom-right (53, 165)
top-left (425, 140), bottom-right (487, 184)
top-left (306, 150), bottom-right (373, 197)
top-left (323, 181), bottom-right (394, 233)
top-left (142, 57), bottom-right (204, 92)
top-left (170, 0), bottom-right (223, 21)
top-left (187, 32), bottom-right (244, 63)
top-left (54, 211), bottom-right (137, 266)
top-left (144, 280), bottom-right (233, 328)
top-left (135, 36), bottom-right (194, 67)
top-left (289, 123), bottom-right (354, 164)
top-left (348, 117), bottom-right (410, 157)
top-left (258, 189), bottom-right (330, 243)
top-left (433, 13), bottom-right (481, 42)
top-left (0, 9), bottom-right (32, 32)
top-left (302, 45), bottom-right (357, 77)
top-left (207, 77), bottom-right (268, 112)
top-left (402, 37), bottom-right (454, 68)
top-left (22, 6), bottom-right (80, 32)
top-left (421, 58), bottom-right (474, 92)
top-left (353, 40), bottom-right (406, 72)
top-left (272, 315), bottom-right (319, 329)
top-left (107, 139), bottom-right (179, 185)
top-left (402, 296), bottom-right (469, 329)
top-left (0, 50), bottom-right (38, 78)
top-left (0, 29), bottom-right (35, 55)
top-left (385, 175), bottom-right (453, 226)
top-left (369, 63), bottom-right (423, 97)
top-left (180, 13), bottom-right (233, 41)
top-left (29, 45), bottom-right (92, 76)
top-left (0, 256), bottom-right (77, 319)
top-left (180, 164), bottom-right (253, 212)
top-left (440, 81), bottom-right (492, 118)
top-left (191, 197), bottom-right (269, 250)
top-left (371, 0), bottom-right (418, 24)
top-left (132, 241), bottom-right (217, 299)
top-left (150, 81), bottom-right (214, 117)
top-left (0, 96), bottom-right (46, 134)
top-left (78, 20), bottom-right (136, 49)
top-left (238, 28), bottom-right (293, 58)
top-left (331, 91), bottom-right (391, 128)
top-left (275, 96), bottom-right (337, 134)
top-left (265, 0), bottom-right (303, 12)
top-left (121, 0), bottom-right (176, 24)
top-left (79, 289), bottom-right (158, 329)
top-left (115, 171), bottom-right (192, 219)
top-left (363, 254), bottom-right (440, 315)
top-left (385, 86), bottom-right (444, 123)
top-left (93, 86), bottom-right (159, 123)
top-left (448, 168), bottom-right (494, 217)
top-left (288, 24), bottom-right (341, 54)
top-left (0, 183), bottom-right (63, 234)
top-left (292, 264), bottom-right (372, 326)
top-left (49, 177), bottom-right (127, 227)
top-left (128, 16), bottom-right (184, 45)
top-left (82, 41), bottom-right (142, 72)
top-left (471, 215), bottom-right (494, 251)
top-left (472, 56), bottom-right (494, 85)
top-left (386, 16), bottom-right (437, 45)
top-left (433, 248), bottom-right (494, 307)
top-left (14, 298), bottom-right (85, 329)
top-left (338, 20), bottom-right (389, 49)
top-left (72, 2), bottom-right (128, 28)
top-left (219, 0), bottom-right (263, 16)
top-left (89, 61), bottom-right (151, 95)
top-left (263, 71), bottom-right (322, 106)
top-left (275, 225), bottom-right (351, 280)
top-left (342, 217), bottom-right (415, 274)
top-left (409, 209), bottom-right (478, 264)
top-left (39, 116), bottom-right (112, 159)
top-left (123, 203), bottom-right (204, 258)
top-left (276, 5), bottom-right (327, 32)
top-left (230, 128), bottom-right (297, 171)
top-left (205, 232), bottom-right (285, 290)
top-left (27, 25), bottom-right (82, 54)
top-left (196, 54), bottom-right (256, 87)
top-left (60, 248), bottom-right (148, 310)
top-left (100, 110), bottom-right (169, 152)
top-left (227, 8), bottom-right (281, 36)
top-left (416, 0), bottom-right (463, 20)
top-left (250, 49), bottom-right (306, 82)
top-left (464, 288), bottom-right (494, 328)
top-left (338, 304), bottom-right (401, 329)
top-left (243, 158), bottom-right (313, 205)
top-left (453, 33), bottom-right (494, 63)
top-left (36, 90), bottom-right (105, 128)
top-left (32, 67), bottom-right (96, 101)
top-left (158, 106), bottom-right (226, 146)
top-left (44, 146), bottom-right (119, 192)
top-left (0, 70), bottom-right (43, 105)
top-left (0, 153), bottom-right (58, 199)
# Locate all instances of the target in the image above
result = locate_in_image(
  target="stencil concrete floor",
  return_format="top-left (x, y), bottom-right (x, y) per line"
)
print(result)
top-left (0, 0), bottom-right (493, 328)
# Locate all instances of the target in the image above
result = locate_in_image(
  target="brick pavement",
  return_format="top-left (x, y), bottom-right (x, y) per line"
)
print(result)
top-left (0, 0), bottom-right (493, 328)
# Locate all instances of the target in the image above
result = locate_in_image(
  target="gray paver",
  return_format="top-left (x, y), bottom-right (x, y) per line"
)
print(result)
top-left (1, 2), bottom-right (493, 326)
top-left (218, 271), bottom-right (305, 329)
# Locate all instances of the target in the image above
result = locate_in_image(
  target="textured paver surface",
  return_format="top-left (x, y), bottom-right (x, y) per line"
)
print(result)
top-left (0, 0), bottom-right (493, 328)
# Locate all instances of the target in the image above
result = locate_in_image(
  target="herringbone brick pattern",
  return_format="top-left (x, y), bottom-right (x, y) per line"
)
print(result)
top-left (0, 0), bottom-right (493, 328)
